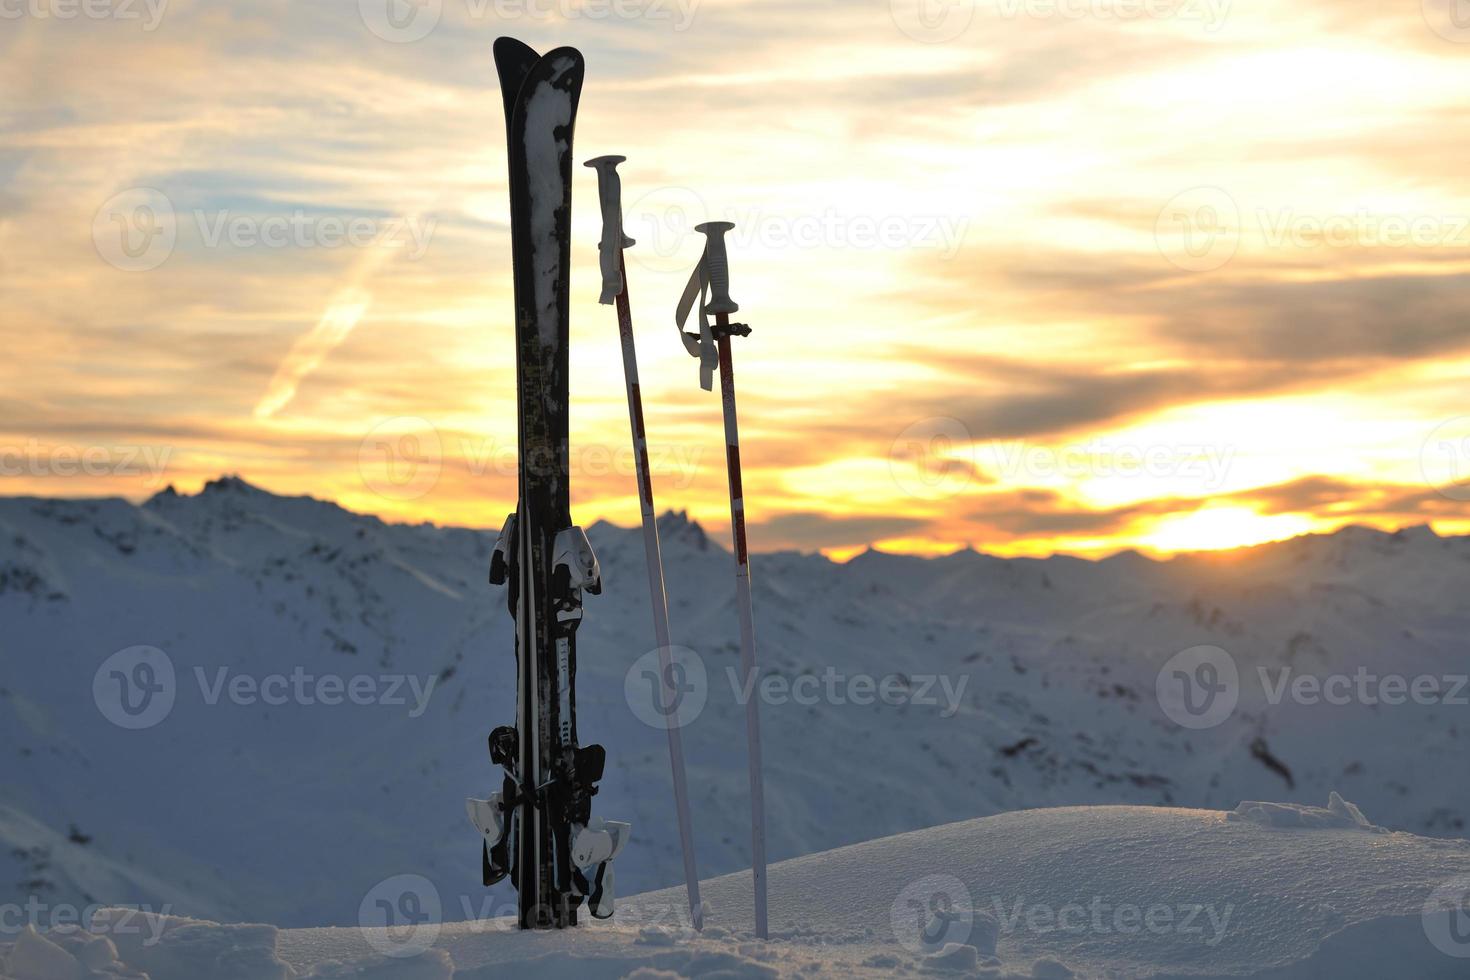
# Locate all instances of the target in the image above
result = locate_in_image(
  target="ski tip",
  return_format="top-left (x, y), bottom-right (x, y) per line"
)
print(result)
top-left (541, 45), bottom-right (587, 74)
top-left (493, 36), bottom-right (539, 59)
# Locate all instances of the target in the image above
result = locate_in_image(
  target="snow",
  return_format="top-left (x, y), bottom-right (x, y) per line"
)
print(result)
top-left (1227, 791), bottom-right (1378, 831)
top-left (4, 480), bottom-right (1470, 975)
top-left (5, 801), bottom-right (1467, 978)
top-left (521, 52), bottom-right (578, 351)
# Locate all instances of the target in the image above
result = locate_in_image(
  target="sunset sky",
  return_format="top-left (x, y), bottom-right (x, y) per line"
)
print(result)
top-left (5, 0), bottom-right (1470, 558)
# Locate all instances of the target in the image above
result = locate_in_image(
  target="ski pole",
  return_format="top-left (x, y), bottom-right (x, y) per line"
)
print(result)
top-left (584, 154), bottom-right (705, 932)
top-left (681, 221), bottom-right (768, 939)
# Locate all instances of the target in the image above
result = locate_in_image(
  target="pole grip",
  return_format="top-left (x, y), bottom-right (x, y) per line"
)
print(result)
top-left (695, 221), bottom-right (739, 315)
top-left (584, 155), bottom-right (635, 304)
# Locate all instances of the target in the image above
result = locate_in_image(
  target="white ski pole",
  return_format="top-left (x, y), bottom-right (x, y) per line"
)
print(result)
top-left (585, 155), bottom-right (705, 932)
top-left (678, 221), bottom-right (768, 939)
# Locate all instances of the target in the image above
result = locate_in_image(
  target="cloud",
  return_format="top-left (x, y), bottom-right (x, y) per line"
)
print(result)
top-left (747, 510), bottom-right (930, 550)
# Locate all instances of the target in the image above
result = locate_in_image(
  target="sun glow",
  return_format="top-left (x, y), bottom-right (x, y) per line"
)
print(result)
top-left (1140, 507), bottom-right (1317, 555)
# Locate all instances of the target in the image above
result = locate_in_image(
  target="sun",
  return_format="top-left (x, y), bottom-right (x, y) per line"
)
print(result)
top-left (1141, 506), bottom-right (1317, 554)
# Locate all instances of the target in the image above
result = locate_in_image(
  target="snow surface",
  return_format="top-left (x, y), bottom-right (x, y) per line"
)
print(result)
top-left (5, 801), bottom-right (1469, 978)
top-left (2, 479), bottom-right (1468, 933)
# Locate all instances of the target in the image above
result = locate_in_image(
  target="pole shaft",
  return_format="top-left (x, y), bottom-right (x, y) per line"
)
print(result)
top-left (615, 251), bottom-right (705, 931)
top-left (716, 314), bottom-right (768, 939)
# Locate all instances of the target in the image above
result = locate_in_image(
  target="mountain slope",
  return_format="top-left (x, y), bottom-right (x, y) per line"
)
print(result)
top-left (1, 478), bottom-right (1467, 927)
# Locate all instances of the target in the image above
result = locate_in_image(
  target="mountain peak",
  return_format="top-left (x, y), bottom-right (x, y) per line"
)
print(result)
top-left (657, 509), bottom-right (709, 550)
top-left (202, 474), bottom-right (268, 496)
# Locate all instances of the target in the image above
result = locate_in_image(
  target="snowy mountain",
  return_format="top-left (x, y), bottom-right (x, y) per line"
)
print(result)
top-left (2, 478), bottom-right (1467, 931)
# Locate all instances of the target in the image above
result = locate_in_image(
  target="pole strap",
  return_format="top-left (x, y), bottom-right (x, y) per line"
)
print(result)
top-left (675, 250), bottom-right (719, 391)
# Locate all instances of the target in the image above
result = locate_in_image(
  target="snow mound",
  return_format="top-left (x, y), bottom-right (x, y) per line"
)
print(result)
top-left (5, 803), bottom-right (1463, 977)
top-left (90, 907), bottom-right (289, 980)
top-left (1, 924), bottom-right (137, 979)
top-left (1227, 792), bottom-right (1380, 831)
top-left (267, 803), bottom-right (1470, 979)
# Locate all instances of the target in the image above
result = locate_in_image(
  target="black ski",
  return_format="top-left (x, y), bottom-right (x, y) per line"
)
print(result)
top-left (468, 38), bottom-right (628, 933)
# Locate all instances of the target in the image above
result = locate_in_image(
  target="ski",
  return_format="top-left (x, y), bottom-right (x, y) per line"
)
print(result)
top-left (585, 154), bottom-right (705, 932)
top-left (468, 38), bottom-right (628, 932)
top-left (675, 221), bottom-right (769, 939)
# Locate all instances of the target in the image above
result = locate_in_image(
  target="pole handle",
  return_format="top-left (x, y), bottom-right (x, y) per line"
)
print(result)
top-left (695, 221), bottom-right (739, 315)
top-left (584, 155), bottom-right (635, 304)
